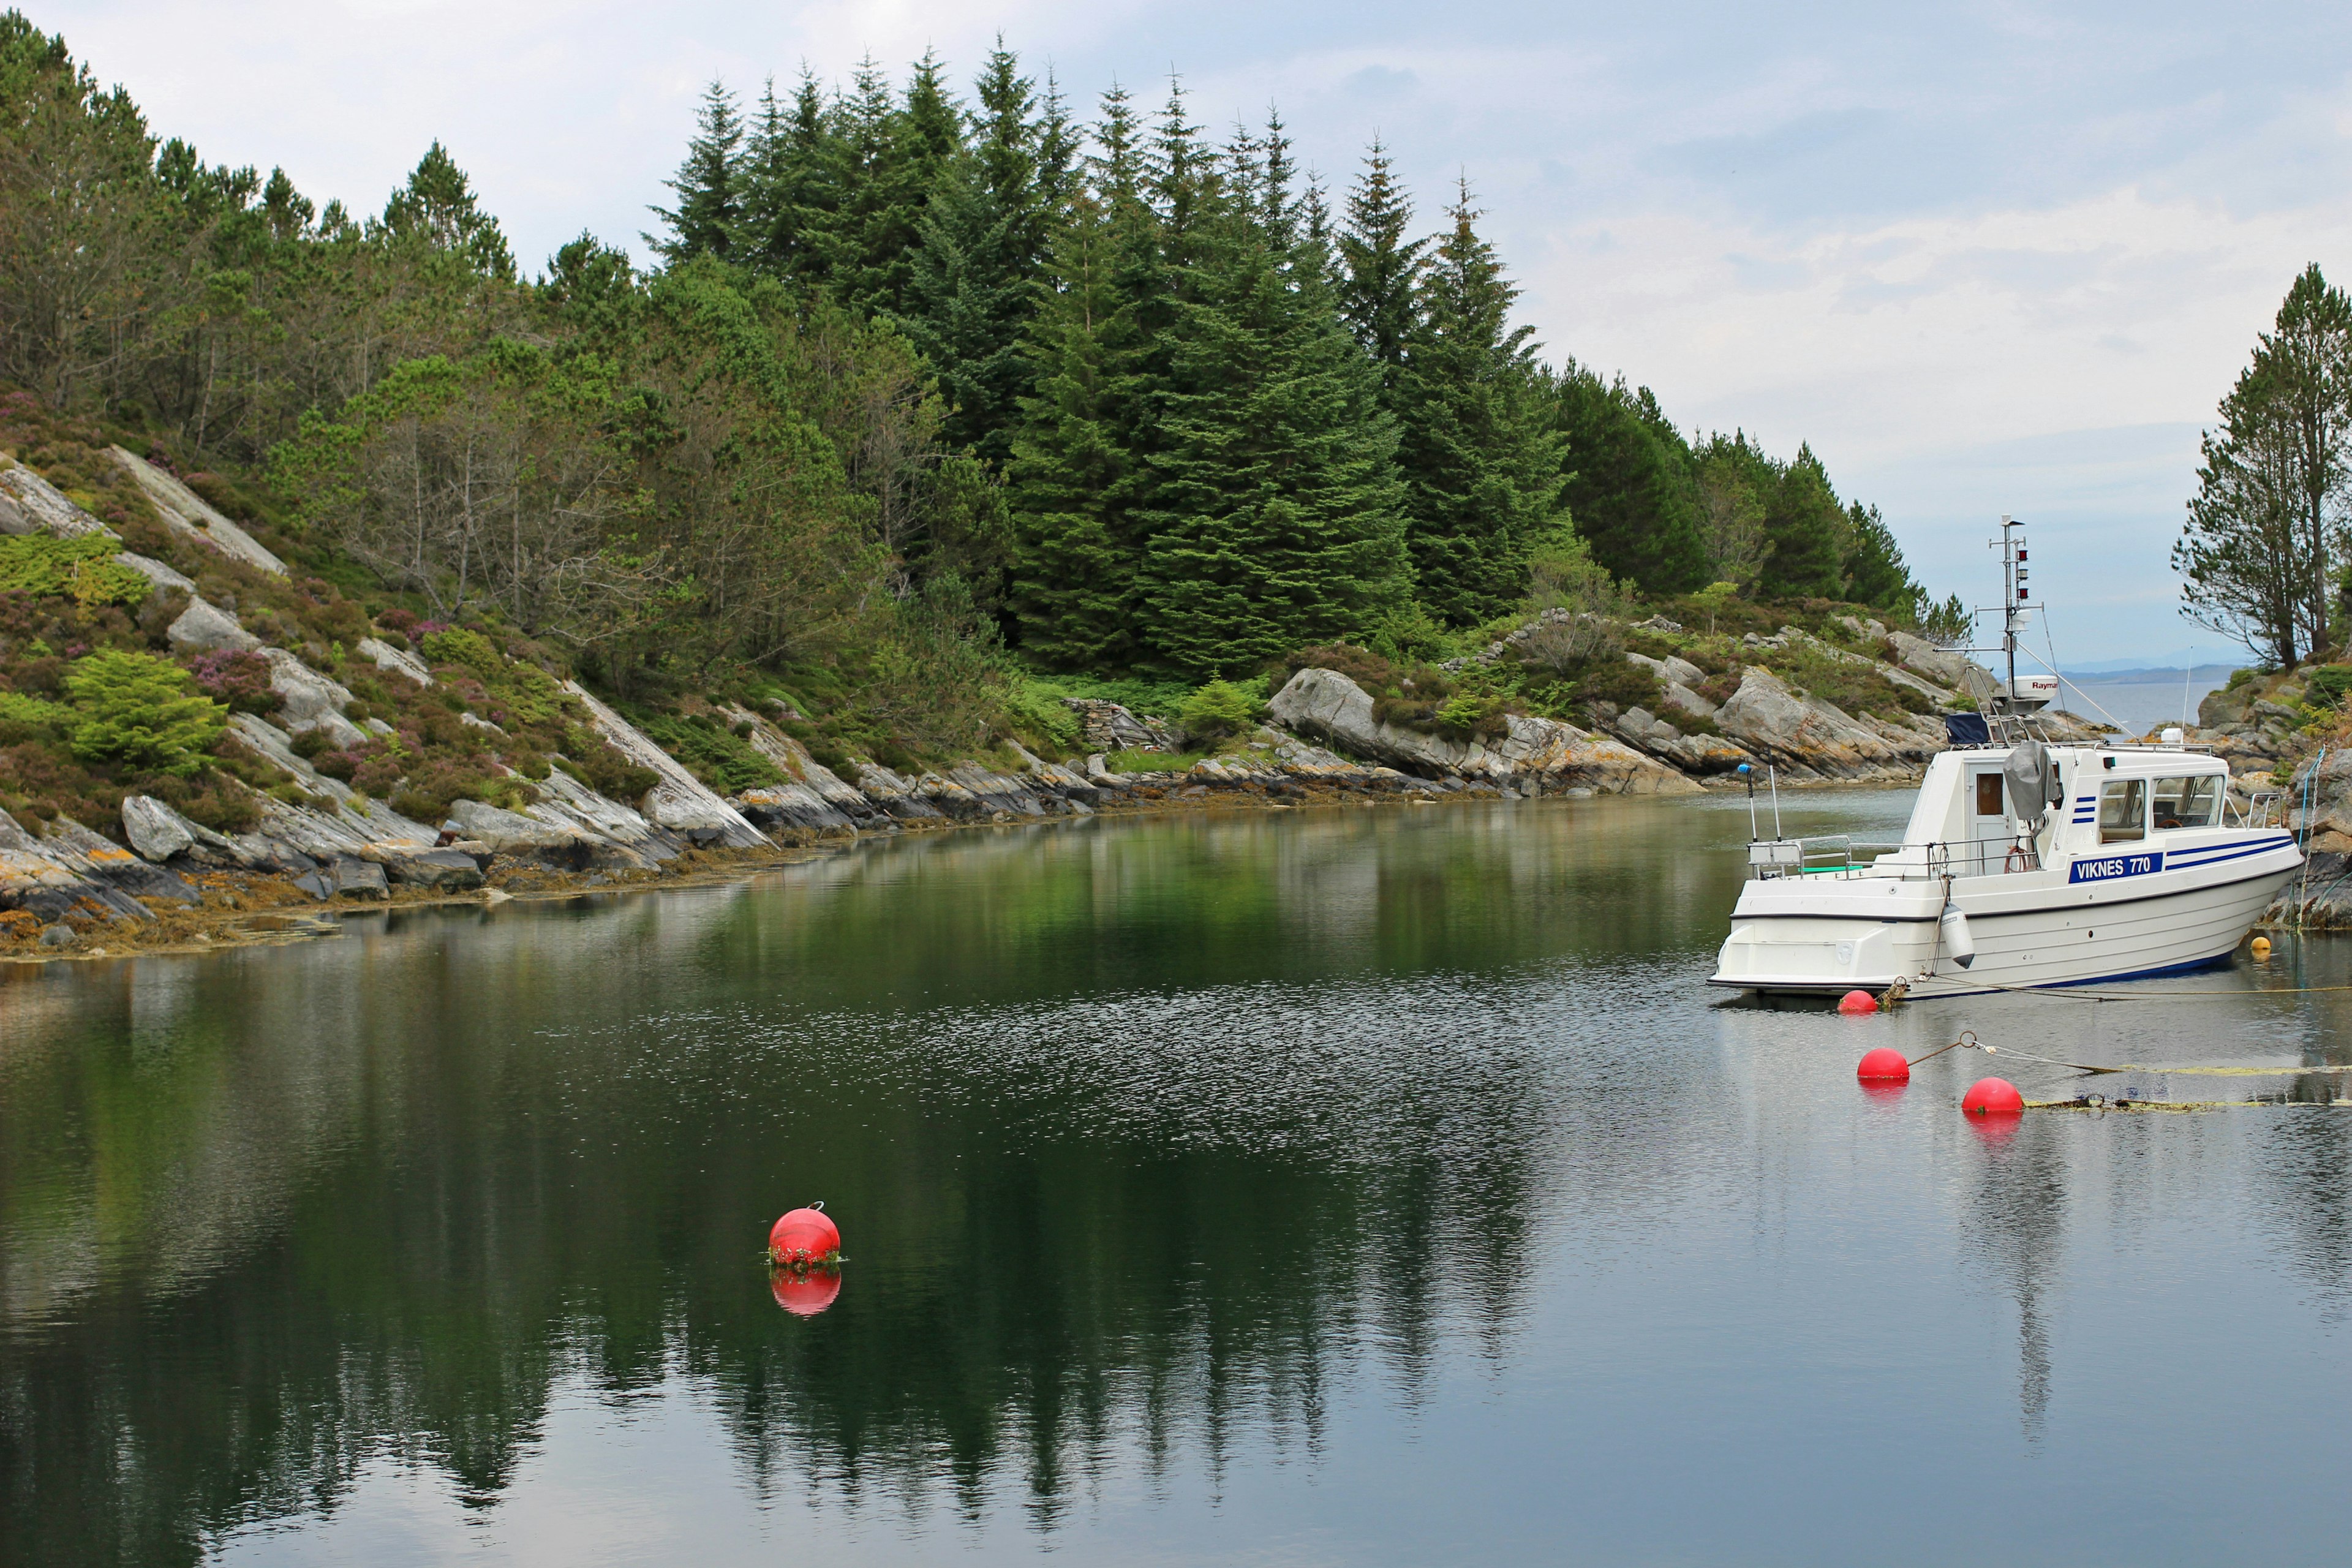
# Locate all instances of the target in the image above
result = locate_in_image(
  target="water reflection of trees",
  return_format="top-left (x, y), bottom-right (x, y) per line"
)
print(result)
top-left (2, 805), bottom-right (1682, 1564)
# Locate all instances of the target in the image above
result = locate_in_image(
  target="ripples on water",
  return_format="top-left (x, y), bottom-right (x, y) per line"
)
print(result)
top-left (4, 793), bottom-right (2352, 1566)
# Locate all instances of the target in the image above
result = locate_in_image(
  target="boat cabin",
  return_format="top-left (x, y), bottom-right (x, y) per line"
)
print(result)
top-left (1894, 745), bottom-right (2234, 878)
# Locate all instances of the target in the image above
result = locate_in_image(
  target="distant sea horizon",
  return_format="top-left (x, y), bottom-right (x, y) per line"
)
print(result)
top-left (2052, 665), bottom-right (2234, 735)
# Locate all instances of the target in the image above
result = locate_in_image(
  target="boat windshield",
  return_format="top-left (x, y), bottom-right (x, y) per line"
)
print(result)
top-left (2098, 779), bottom-right (2145, 843)
top-left (2152, 775), bottom-right (2220, 829)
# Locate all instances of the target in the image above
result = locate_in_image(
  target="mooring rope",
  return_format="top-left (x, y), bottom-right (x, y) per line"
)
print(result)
top-left (1920, 974), bottom-right (2352, 1004)
top-left (1910, 1034), bottom-right (2352, 1079)
top-left (2022, 1097), bottom-right (2352, 1112)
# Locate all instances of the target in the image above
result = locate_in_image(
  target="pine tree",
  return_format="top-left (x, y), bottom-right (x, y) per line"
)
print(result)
top-left (1692, 431), bottom-right (1774, 592)
top-left (2176, 266), bottom-right (2352, 666)
top-left (1549, 366), bottom-right (1708, 594)
top-left (1388, 183), bottom-right (1566, 624)
top-left (1335, 138), bottom-right (1423, 401)
top-left (650, 81), bottom-right (743, 263)
top-left (382, 141), bottom-right (514, 277)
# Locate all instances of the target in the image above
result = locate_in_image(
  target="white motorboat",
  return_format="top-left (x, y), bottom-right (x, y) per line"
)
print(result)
top-left (1710, 516), bottom-right (2302, 999)
top-left (1709, 739), bottom-right (2300, 997)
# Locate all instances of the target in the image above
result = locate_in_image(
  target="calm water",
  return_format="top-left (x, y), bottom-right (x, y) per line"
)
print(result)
top-left (6, 794), bottom-right (2352, 1566)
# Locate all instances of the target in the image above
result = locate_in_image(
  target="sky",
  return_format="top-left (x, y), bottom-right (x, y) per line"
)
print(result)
top-left (39, 1), bottom-right (2352, 663)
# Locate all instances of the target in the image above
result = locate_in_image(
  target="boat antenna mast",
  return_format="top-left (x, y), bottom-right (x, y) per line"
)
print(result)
top-left (1977, 516), bottom-right (2041, 733)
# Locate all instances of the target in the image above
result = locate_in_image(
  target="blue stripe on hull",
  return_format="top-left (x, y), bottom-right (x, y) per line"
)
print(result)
top-left (2027, 949), bottom-right (2240, 988)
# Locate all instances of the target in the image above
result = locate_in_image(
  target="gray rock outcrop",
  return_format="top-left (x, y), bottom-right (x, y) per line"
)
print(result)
top-left (1064, 698), bottom-right (1178, 751)
top-left (167, 598), bottom-right (261, 654)
top-left (1885, 630), bottom-right (1976, 688)
top-left (0, 461), bottom-right (111, 538)
top-left (562, 681), bottom-right (768, 849)
top-left (114, 552), bottom-right (195, 595)
top-left (110, 446), bottom-right (287, 574)
top-left (1269, 667), bottom-right (1702, 795)
top-left (262, 649), bottom-right (363, 746)
top-left (121, 796), bottom-right (195, 862)
top-left (1713, 666), bottom-right (1923, 780)
top-left (359, 636), bottom-right (433, 685)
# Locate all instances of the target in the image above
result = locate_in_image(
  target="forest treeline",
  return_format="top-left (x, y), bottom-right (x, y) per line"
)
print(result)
top-left (0, 12), bottom-right (1937, 755)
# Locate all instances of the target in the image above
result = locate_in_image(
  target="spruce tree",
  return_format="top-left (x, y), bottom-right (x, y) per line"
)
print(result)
top-left (1548, 365), bottom-right (1709, 594)
top-left (1335, 138), bottom-right (1424, 401)
top-left (831, 52), bottom-right (964, 317)
top-left (1758, 443), bottom-right (1848, 600)
top-left (650, 81), bottom-right (743, 263)
top-left (823, 57), bottom-right (903, 307)
top-left (1839, 500), bottom-right (1915, 613)
top-left (902, 41), bottom-right (1054, 463)
top-left (1006, 86), bottom-right (1159, 668)
top-left (1137, 115), bottom-right (1411, 675)
top-left (735, 70), bottom-right (841, 284)
top-left (1389, 183), bottom-right (1566, 624)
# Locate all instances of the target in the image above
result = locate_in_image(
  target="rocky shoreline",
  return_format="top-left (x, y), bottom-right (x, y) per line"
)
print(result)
top-left (0, 766), bottom-right (1560, 963)
top-left (4, 447), bottom-right (2158, 960)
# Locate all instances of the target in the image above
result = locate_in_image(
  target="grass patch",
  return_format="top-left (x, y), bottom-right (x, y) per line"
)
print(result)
top-left (1102, 749), bottom-right (1210, 774)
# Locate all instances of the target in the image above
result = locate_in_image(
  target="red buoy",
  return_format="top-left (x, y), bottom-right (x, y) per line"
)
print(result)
top-left (1962, 1077), bottom-right (2024, 1116)
top-left (1838, 989), bottom-right (1879, 1015)
top-left (1856, 1047), bottom-right (1910, 1083)
top-left (771, 1267), bottom-right (842, 1317)
top-left (767, 1203), bottom-right (841, 1265)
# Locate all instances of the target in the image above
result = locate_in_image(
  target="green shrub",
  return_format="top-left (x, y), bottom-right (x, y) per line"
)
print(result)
top-left (0, 535), bottom-right (151, 608)
top-left (1001, 682), bottom-right (1082, 753)
top-left (636, 711), bottom-right (785, 794)
top-left (799, 736), bottom-right (860, 782)
top-left (386, 756), bottom-right (538, 824)
top-left (1434, 690), bottom-right (1509, 741)
top-left (1015, 671), bottom-right (1194, 720)
top-left (1177, 680), bottom-right (1265, 744)
top-left (2304, 665), bottom-right (2352, 708)
top-left (1103, 748), bottom-right (1208, 774)
top-left (1569, 657), bottom-right (1663, 710)
top-left (0, 691), bottom-right (69, 744)
top-left (556, 726), bottom-right (661, 801)
top-left (423, 627), bottom-right (568, 726)
top-left (62, 649), bottom-right (227, 775)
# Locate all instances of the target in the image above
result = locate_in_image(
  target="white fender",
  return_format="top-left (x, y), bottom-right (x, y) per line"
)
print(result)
top-left (1940, 905), bottom-right (1977, 970)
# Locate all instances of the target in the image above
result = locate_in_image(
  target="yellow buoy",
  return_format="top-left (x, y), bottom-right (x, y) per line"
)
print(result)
top-left (2252, 935), bottom-right (2273, 960)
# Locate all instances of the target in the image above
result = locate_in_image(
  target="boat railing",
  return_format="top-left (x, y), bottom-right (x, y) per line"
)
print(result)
top-left (1748, 835), bottom-right (1902, 879)
top-left (1747, 835), bottom-right (2042, 881)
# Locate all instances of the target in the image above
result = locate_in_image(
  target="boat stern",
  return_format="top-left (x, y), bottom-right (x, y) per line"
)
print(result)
top-left (1709, 878), bottom-right (1940, 994)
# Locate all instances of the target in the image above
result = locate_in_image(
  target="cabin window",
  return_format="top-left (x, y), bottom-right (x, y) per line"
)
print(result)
top-left (2098, 779), bottom-right (2145, 842)
top-left (1974, 774), bottom-right (2005, 815)
top-left (2152, 775), bottom-right (2220, 830)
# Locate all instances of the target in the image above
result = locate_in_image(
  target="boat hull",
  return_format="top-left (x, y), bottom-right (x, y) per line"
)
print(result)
top-left (1710, 845), bottom-right (2301, 998)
